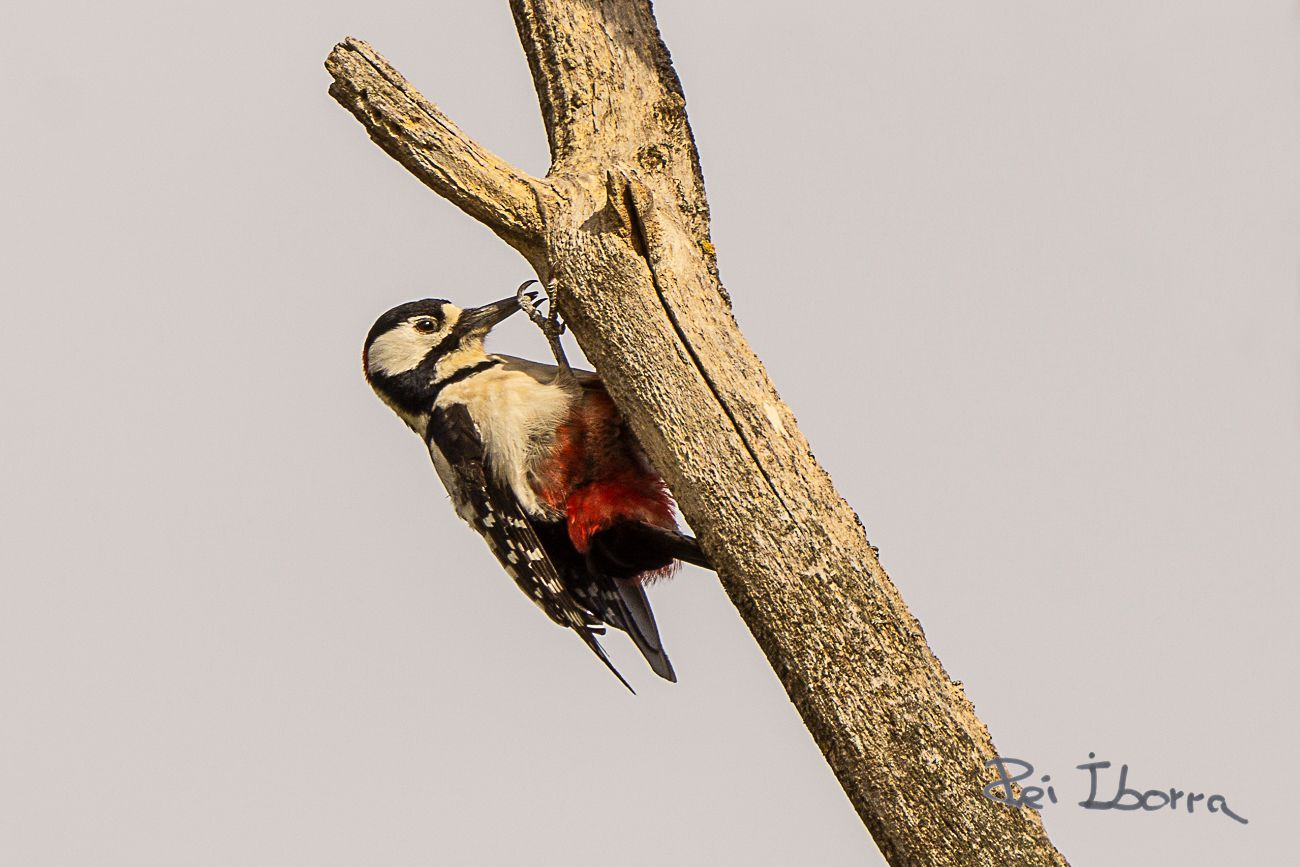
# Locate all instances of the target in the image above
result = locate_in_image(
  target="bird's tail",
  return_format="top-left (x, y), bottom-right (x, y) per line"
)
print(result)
top-left (610, 576), bottom-right (677, 683)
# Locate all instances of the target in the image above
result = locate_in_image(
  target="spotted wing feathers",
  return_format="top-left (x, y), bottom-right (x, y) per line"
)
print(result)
top-left (427, 403), bottom-right (633, 692)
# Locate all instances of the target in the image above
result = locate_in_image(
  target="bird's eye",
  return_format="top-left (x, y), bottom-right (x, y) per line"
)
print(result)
top-left (414, 318), bottom-right (439, 334)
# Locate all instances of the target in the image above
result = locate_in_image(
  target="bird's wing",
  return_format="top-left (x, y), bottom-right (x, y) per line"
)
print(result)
top-left (426, 401), bottom-right (634, 692)
top-left (494, 354), bottom-right (601, 386)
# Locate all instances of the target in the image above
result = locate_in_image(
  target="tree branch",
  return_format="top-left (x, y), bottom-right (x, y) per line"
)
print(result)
top-left (325, 37), bottom-right (546, 265)
top-left (326, 5), bottom-right (1070, 864)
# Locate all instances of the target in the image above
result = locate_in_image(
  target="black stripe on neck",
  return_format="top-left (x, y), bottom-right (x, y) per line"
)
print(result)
top-left (425, 329), bottom-right (463, 362)
top-left (430, 358), bottom-right (502, 402)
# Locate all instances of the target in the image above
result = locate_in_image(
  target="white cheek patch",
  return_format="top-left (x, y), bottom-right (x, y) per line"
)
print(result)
top-left (367, 320), bottom-right (453, 375)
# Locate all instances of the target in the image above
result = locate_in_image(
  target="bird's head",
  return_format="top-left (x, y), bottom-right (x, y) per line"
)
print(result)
top-left (362, 295), bottom-right (522, 417)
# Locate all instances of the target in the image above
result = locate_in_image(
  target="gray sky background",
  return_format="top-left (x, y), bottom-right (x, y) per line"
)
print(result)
top-left (2, 2), bottom-right (1296, 864)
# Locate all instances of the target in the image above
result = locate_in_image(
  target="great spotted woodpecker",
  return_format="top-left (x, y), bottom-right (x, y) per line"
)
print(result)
top-left (362, 289), bottom-right (710, 690)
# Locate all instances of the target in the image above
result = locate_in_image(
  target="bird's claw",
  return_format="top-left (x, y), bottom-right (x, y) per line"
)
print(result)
top-left (516, 279), bottom-right (566, 337)
top-left (515, 278), bottom-right (573, 380)
top-left (516, 279), bottom-right (544, 323)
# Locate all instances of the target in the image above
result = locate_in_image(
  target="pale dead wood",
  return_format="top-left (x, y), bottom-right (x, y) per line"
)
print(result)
top-left (326, 3), bottom-right (1069, 864)
top-left (325, 38), bottom-right (546, 263)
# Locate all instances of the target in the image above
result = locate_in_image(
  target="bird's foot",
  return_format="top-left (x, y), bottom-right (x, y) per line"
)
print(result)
top-left (516, 279), bottom-right (574, 379)
top-left (516, 280), bottom-right (566, 337)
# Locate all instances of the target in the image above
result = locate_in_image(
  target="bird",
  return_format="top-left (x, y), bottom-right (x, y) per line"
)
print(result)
top-left (361, 286), bottom-right (711, 690)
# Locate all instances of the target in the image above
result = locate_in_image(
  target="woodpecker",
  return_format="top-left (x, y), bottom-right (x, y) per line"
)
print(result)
top-left (362, 289), bottom-right (710, 690)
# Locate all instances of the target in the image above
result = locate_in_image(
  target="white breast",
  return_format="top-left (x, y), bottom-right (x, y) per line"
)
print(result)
top-left (436, 365), bottom-right (576, 518)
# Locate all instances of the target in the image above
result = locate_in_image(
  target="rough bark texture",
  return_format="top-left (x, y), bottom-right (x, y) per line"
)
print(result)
top-left (326, 4), bottom-right (1069, 865)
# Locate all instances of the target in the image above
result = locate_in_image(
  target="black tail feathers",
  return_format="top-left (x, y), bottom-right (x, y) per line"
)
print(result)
top-left (582, 520), bottom-right (714, 684)
top-left (609, 576), bottom-right (677, 683)
top-left (534, 519), bottom-right (712, 689)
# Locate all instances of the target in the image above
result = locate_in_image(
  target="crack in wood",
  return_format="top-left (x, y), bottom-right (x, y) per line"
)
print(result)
top-left (621, 179), bottom-right (795, 518)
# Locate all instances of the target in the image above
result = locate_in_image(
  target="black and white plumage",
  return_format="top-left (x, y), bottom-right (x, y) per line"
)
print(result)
top-left (362, 294), bottom-right (710, 689)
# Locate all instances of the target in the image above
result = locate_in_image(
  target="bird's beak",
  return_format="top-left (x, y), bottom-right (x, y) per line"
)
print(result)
top-left (458, 295), bottom-right (523, 335)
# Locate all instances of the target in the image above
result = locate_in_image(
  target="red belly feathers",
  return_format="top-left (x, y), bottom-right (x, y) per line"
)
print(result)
top-left (534, 388), bottom-right (676, 554)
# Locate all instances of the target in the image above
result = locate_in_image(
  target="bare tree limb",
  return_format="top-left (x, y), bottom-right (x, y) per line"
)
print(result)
top-left (326, 37), bottom-right (546, 264)
top-left (326, 4), bottom-right (1070, 864)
